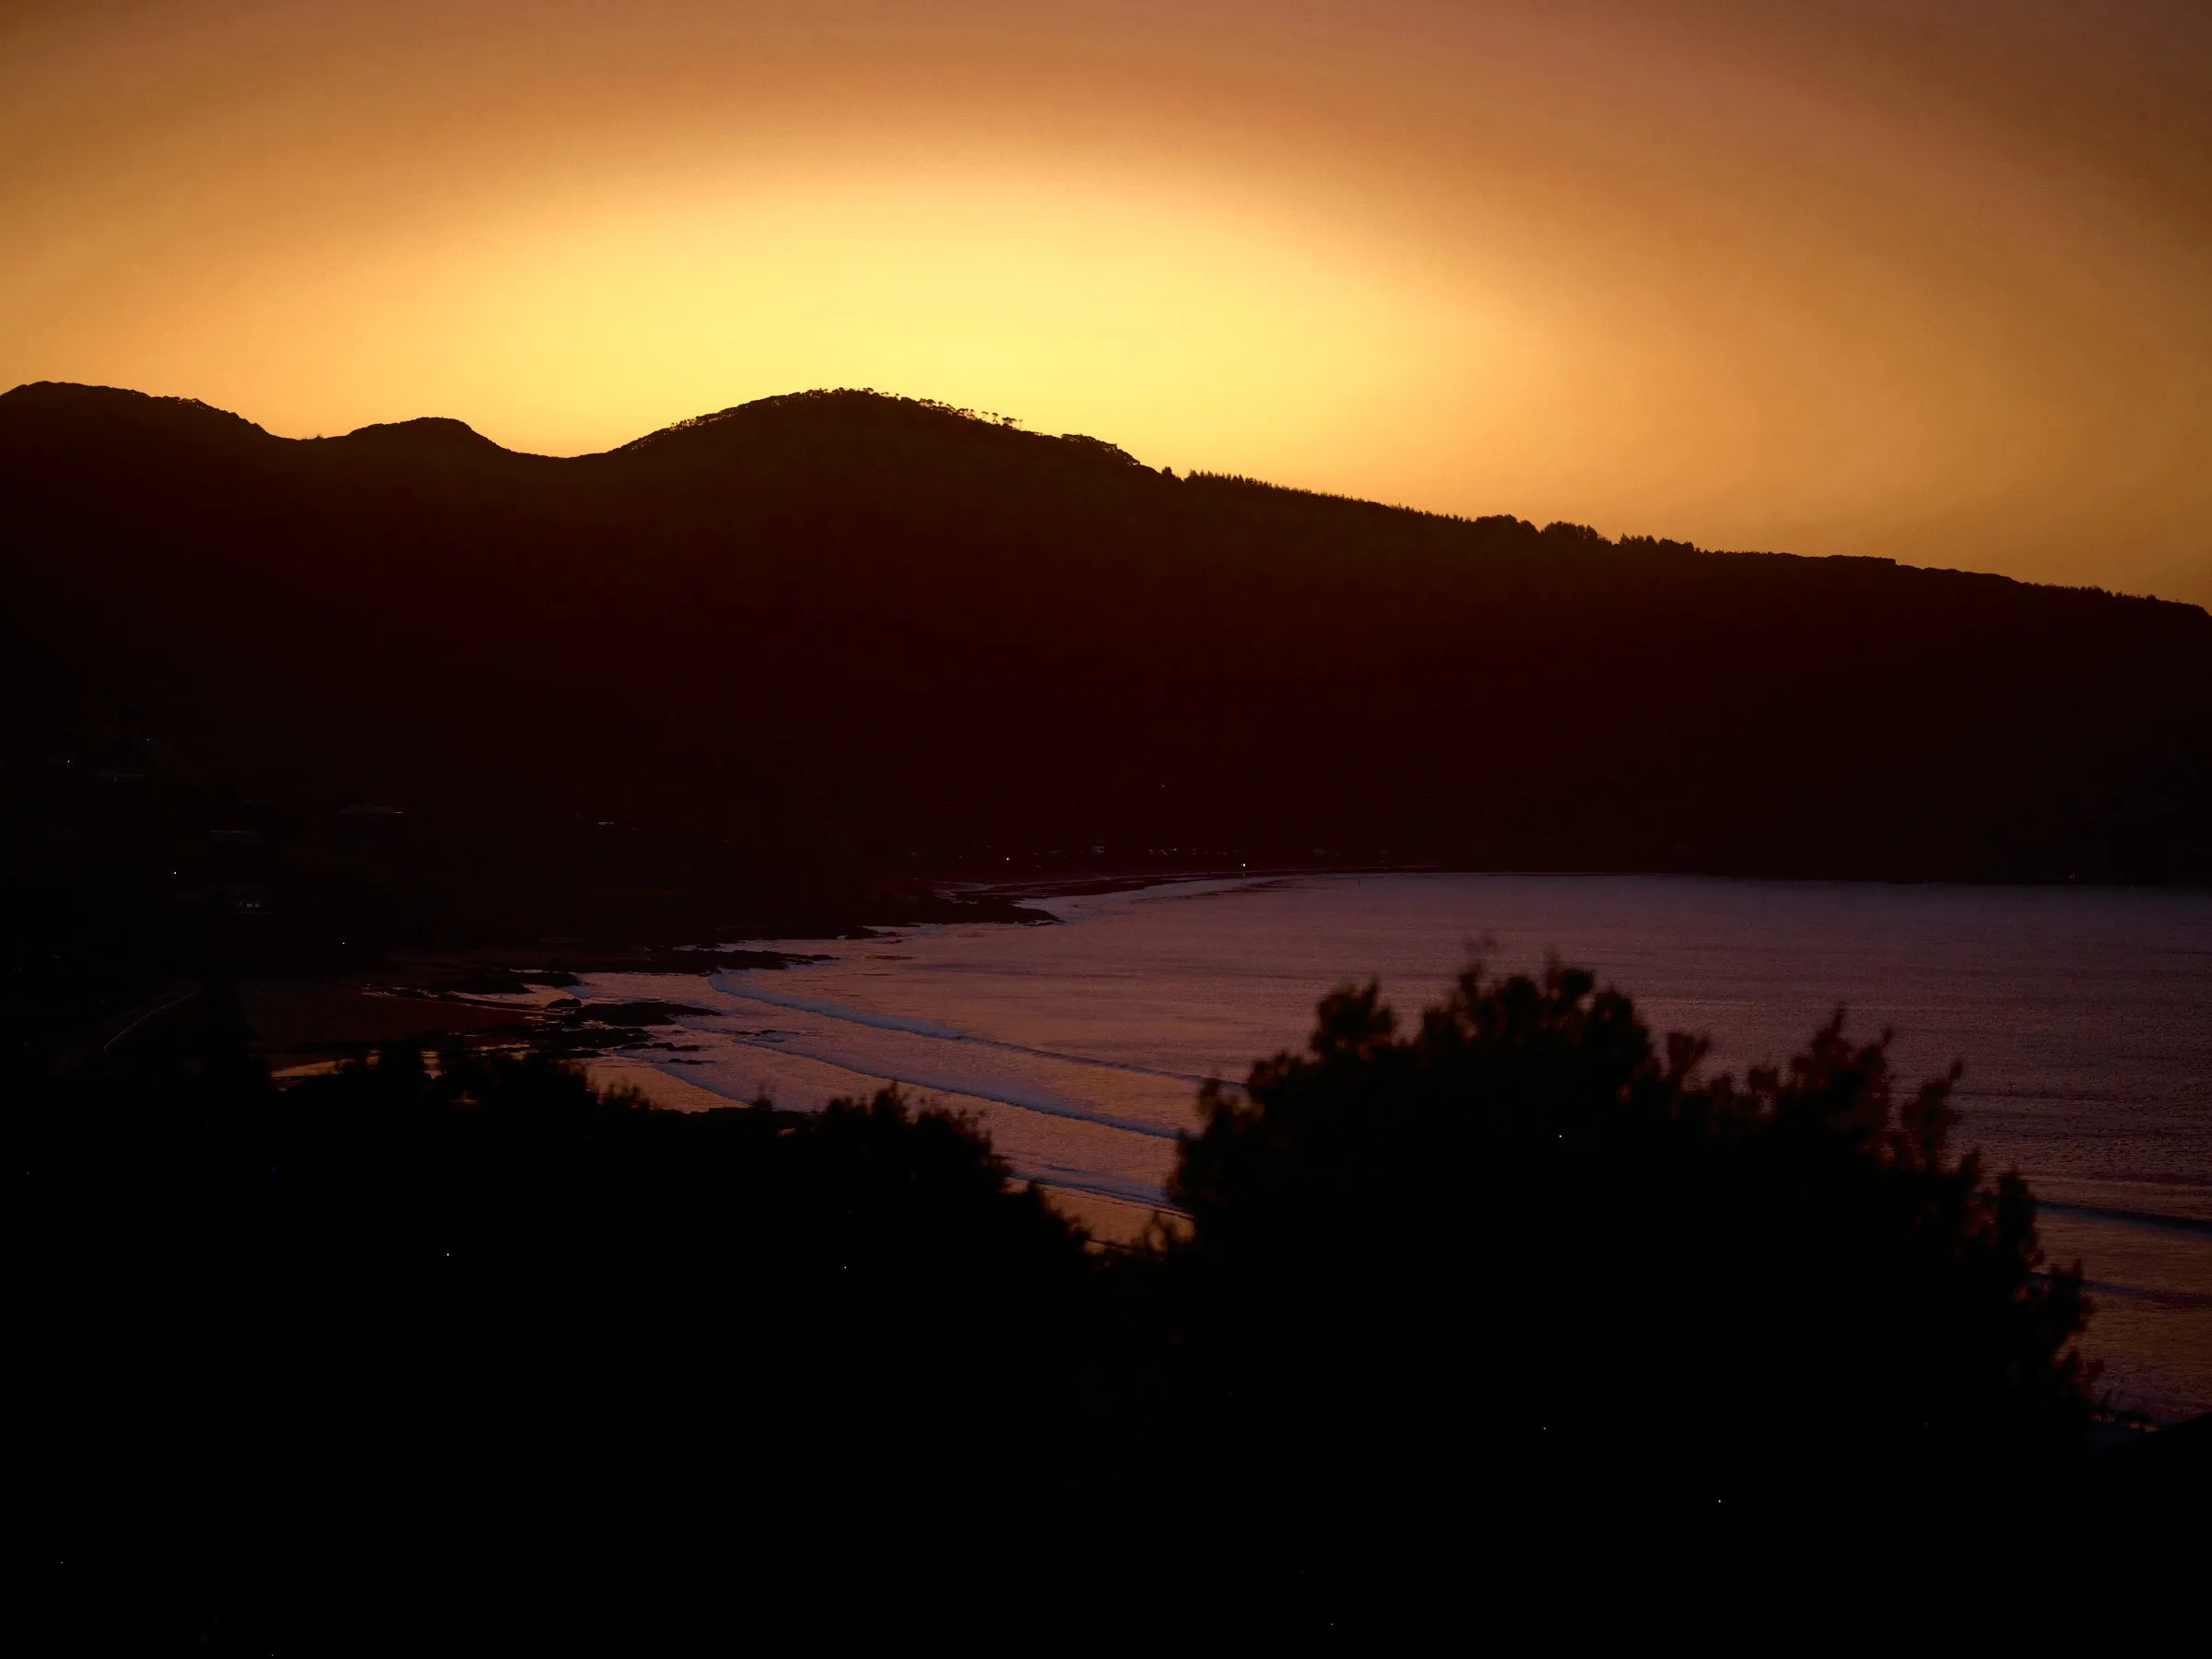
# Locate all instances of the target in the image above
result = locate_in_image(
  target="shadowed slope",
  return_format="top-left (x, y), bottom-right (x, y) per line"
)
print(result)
top-left (4, 382), bottom-right (2207, 927)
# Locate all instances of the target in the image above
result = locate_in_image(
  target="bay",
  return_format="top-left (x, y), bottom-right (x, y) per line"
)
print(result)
top-left (571, 873), bottom-right (2212, 1419)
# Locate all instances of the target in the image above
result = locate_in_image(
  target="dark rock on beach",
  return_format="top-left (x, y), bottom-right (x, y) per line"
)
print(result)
top-left (571, 1000), bottom-right (715, 1026)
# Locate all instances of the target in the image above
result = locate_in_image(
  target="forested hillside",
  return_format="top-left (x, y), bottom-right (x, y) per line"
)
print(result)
top-left (6, 381), bottom-right (2206, 953)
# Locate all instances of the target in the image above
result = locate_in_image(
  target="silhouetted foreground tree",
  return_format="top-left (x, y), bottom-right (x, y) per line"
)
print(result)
top-left (1041, 967), bottom-right (2100, 1637)
top-left (18, 959), bottom-right (2151, 1653)
top-left (18, 1017), bottom-right (1090, 1653)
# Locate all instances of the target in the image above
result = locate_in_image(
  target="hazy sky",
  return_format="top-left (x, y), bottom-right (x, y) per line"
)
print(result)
top-left (6, 1), bottom-right (2208, 601)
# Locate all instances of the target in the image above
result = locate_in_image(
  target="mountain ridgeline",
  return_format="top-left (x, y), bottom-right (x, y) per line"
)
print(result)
top-left (5, 382), bottom-right (2207, 945)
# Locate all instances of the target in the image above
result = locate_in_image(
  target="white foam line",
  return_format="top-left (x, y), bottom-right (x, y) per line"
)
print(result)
top-left (683, 1028), bottom-right (1187, 1141)
top-left (634, 1053), bottom-right (1178, 1206)
top-left (1026, 1171), bottom-right (1178, 1210)
top-left (705, 972), bottom-right (1244, 1094)
top-left (703, 977), bottom-right (970, 1040)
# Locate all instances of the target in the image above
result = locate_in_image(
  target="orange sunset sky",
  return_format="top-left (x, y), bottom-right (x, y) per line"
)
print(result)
top-left (6, 1), bottom-right (2208, 604)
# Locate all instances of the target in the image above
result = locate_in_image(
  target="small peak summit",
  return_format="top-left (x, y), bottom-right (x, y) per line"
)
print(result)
top-left (335, 416), bottom-right (504, 453)
top-left (0, 381), bottom-right (269, 441)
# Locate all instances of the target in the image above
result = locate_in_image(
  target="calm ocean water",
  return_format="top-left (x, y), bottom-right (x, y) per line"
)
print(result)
top-left (571, 874), bottom-right (2212, 1419)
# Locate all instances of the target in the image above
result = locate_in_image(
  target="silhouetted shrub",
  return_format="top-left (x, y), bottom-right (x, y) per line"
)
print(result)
top-left (18, 1028), bottom-right (1091, 1653)
top-left (1041, 966), bottom-right (2096, 1637)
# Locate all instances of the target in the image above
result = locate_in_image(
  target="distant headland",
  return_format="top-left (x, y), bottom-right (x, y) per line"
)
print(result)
top-left (4, 380), bottom-right (2207, 973)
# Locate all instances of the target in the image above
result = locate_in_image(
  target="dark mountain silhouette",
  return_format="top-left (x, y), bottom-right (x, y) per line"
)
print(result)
top-left (4, 380), bottom-right (2207, 956)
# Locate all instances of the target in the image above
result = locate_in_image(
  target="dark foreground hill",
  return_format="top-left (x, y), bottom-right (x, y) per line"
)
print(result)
top-left (4, 381), bottom-right (2207, 952)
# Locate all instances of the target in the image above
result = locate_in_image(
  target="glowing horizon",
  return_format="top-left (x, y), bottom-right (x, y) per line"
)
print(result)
top-left (5, 1), bottom-right (2208, 601)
